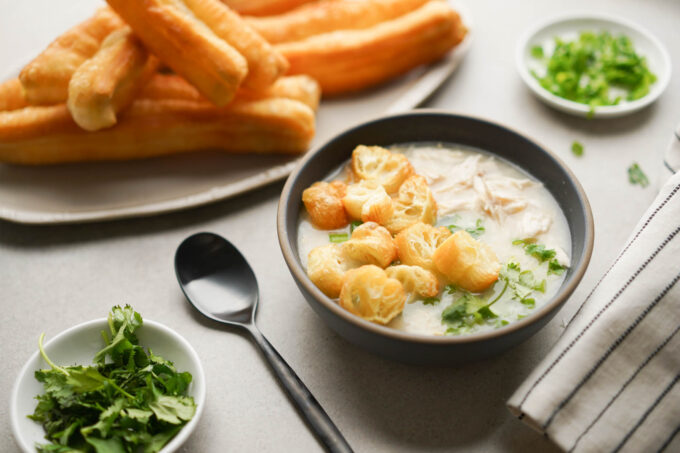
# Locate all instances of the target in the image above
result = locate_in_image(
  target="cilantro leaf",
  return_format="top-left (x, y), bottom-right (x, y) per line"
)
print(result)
top-left (31, 306), bottom-right (196, 453)
top-left (628, 163), bottom-right (649, 188)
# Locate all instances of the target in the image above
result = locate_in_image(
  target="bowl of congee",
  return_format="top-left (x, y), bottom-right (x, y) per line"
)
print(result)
top-left (277, 111), bottom-right (593, 364)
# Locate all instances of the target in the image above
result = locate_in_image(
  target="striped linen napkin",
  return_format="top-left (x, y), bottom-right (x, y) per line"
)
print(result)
top-left (507, 154), bottom-right (680, 452)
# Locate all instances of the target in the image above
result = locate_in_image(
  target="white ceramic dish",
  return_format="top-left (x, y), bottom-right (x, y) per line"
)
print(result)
top-left (10, 318), bottom-right (206, 453)
top-left (0, 1), bottom-right (472, 225)
top-left (516, 13), bottom-right (671, 118)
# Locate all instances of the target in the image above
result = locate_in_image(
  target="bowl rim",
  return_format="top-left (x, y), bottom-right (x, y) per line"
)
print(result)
top-left (515, 11), bottom-right (672, 118)
top-left (10, 317), bottom-right (206, 453)
top-left (277, 109), bottom-right (594, 345)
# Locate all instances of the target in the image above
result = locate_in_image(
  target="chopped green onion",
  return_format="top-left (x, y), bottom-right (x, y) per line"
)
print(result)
top-left (571, 141), bottom-right (584, 157)
top-left (328, 233), bottom-right (348, 243)
top-left (628, 163), bottom-right (649, 188)
top-left (530, 31), bottom-right (657, 108)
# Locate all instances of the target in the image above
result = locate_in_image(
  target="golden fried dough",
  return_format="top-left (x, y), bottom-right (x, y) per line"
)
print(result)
top-left (385, 175), bottom-right (437, 234)
top-left (395, 222), bottom-right (451, 271)
top-left (351, 145), bottom-right (413, 193)
top-left (276, 1), bottom-right (467, 95)
top-left (302, 181), bottom-right (349, 230)
top-left (339, 265), bottom-right (406, 324)
top-left (245, 0), bottom-right (431, 44)
top-left (221, 0), bottom-right (316, 16)
top-left (0, 79), bottom-right (28, 112)
top-left (141, 74), bottom-right (321, 110)
top-left (67, 27), bottom-right (159, 131)
top-left (307, 243), bottom-right (350, 298)
top-left (0, 97), bottom-right (315, 164)
top-left (343, 222), bottom-right (397, 268)
top-left (342, 180), bottom-right (393, 225)
top-left (19, 7), bottom-right (125, 105)
top-left (183, 0), bottom-right (289, 89)
top-left (385, 265), bottom-right (439, 300)
top-left (106, 0), bottom-right (248, 106)
top-left (432, 231), bottom-right (501, 293)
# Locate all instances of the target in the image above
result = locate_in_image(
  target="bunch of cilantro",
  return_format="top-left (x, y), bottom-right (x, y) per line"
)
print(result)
top-left (30, 306), bottom-right (196, 453)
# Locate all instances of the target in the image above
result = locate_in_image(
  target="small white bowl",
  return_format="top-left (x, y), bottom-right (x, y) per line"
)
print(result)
top-left (10, 318), bottom-right (206, 453)
top-left (516, 13), bottom-right (671, 118)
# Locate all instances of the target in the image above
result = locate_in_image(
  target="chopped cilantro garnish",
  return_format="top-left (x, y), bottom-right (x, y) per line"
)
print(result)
top-left (30, 306), bottom-right (196, 453)
top-left (499, 263), bottom-right (545, 308)
top-left (349, 221), bottom-right (363, 233)
top-left (422, 297), bottom-right (440, 306)
top-left (548, 259), bottom-right (568, 276)
top-left (329, 232), bottom-right (349, 243)
top-left (571, 141), bottom-right (584, 157)
top-left (447, 218), bottom-right (485, 238)
top-left (513, 239), bottom-right (556, 262)
top-left (628, 163), bottom-right (649, 188)
top-left (530, 31), bottom-right (657, 108)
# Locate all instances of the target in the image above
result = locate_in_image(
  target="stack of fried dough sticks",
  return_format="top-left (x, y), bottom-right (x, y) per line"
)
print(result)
top-left (0, 0), bottom-right (466, 165)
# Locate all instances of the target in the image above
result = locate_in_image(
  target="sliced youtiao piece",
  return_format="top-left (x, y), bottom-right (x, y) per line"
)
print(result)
top-left (19, 7), bottom-right (125, 105)
top-left (385, 175), bottom-right (437, 234)
top-left (182, 0), bottom-right (289, 89)
top-left (342, 222), bottom-right (397, 268)
top-left (106, 0), bottom-right (248, 106)
top-left (302, 181), bottom-right (349, 230)
top-left (432, 230), bottom-right (500, 293)
top-left (394, 222), bottom-right (451, 272)
top-left (306, 243), bottom-right (351, 298)
top-left (339, 265), bottom-right (406, 324)
top-left (245, 0), bottom-right (431, 44)
top-left (276, 1), bottom-right (467, 95)
top-left (67, 27), bottom-right (159, 131)
top-left (351, 145), bottom-right (413, 193)
top-left (385, 264), bottom-right (439, 300)
top-left (342, 180), bottom-right (393, 225)
top-left (0, 97), bottom-right (315, 164)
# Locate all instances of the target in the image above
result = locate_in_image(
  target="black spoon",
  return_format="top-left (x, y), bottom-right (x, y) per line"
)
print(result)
top-left (174, 232), bottom-right (353, 453)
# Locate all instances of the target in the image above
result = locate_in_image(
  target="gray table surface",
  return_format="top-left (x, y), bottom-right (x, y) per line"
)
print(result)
top-left (2, 0), bottom-right (679, 451)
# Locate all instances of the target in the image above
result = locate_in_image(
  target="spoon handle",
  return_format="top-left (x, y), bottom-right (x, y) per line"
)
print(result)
top-left (247, 326), bottom-right (354, 453)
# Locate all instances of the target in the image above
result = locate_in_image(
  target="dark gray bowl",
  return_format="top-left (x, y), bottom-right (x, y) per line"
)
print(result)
top-left (277, 111), bottom-right (593, 365)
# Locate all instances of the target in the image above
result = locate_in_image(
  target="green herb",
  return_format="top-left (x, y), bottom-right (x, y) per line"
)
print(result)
top-left (349, 221), bottom-right (363, 233)
top-left (513, 239), bottom-right (556, 263)
top-left (447, 218), bottom-right (485, 238)
top-left (499, 262), bottom-right (545, 308)
top-left (548, 259), bottom-right (568, 276)
top-left (628, 163), bottom-right (649, 188)
top-left (30, 306), bottom-right (196, 453)
top-left (531, 45), bottom-right (544, 58)
top-left (328, 233), bottom-right (349, 243)
top-left (530, 31), bottom-right (657, 109)
top-left (571, 141), bottom-right (584, 157)
top-left (422, 297), bottom-right (440, 306)
top-left (441, 288), bottom-right (501, 334)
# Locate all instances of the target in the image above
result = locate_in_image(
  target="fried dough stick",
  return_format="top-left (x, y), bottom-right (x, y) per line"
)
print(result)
top-left (106, 0), bottom-right (248, 106)
top-left (0, 97), bottom-right (315, 165)
top-left (0, 79), bottom-right (28, 112)
top-left (245, 0), bottom-right (431, 44)
top-left (141, 73), bottom-right (321, 110)
top-left (19, 7), bottom-right (124, 105)
top-left (221, 0), bottom-right (316, 16)
top-left (68, 27), bottom-right (159, 131)
top-left (277, 1), bottom-right (467, 95)
top-left (183, 0), bottom-right (289, 89)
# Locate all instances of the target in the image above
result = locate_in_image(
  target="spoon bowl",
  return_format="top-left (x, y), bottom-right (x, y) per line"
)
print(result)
top-left (174, 232), bottom-right (353, 453)
top-left (176, 232), bottom-right (258, 325)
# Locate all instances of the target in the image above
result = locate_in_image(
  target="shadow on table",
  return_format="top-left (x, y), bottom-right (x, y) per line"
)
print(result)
top-left (0, 179), bottom-right (285, 248)
top-left (301, 319), bottom-right (561, 453)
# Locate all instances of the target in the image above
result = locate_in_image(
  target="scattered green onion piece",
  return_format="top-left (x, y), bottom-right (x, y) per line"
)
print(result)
top-left (329, 233), bottom-right (349, 243)
top-left (571, 141), bottom-right (584, 157)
